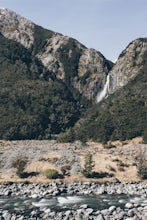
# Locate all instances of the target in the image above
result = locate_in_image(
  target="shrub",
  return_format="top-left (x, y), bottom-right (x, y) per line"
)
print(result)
top-left (82, 152), bottom-right (95, 178)
top-left (43, 169), bottom-right (59, 179)
top-left (12, 158), bottom-right (27, 178)
top-left (57, 128), bottom-right (75, 143)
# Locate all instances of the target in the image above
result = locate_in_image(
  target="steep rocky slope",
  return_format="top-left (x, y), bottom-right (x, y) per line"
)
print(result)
top-left (58, 40), bottom-right (147, 143)
top-left (0, 33), bottom-right (85, 139)
top-left (0, 8), bottom-right (113, 140)
top-left (109, 38), bottom-right (147, 94)
top-left (96, 38), bottom-right (147, 102)
top-left (0, 8), bottom-right (34, 48)
top-left (68, 60), bottom-right (147, 143)
top-left (0, 8), bottom-right (113, 102)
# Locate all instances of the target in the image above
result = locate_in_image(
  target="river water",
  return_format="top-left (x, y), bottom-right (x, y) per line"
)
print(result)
top-left (0, 194), bottom-right (147, 214)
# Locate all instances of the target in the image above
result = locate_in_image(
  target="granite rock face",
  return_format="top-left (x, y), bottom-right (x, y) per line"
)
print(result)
top-left (109, 38), bottom-right (147, 94)
top-left (35, 31), bottom-right (113, 101)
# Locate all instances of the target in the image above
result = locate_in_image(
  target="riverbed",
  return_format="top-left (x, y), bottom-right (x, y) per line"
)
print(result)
top-left (0, 182), bottom-right (147, 219)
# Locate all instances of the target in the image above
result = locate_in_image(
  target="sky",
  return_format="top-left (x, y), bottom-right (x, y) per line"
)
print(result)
top-left (0, 0), bottom-right (147, 61)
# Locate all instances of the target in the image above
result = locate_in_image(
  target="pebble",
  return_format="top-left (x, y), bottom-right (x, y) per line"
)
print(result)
top-left (108, 205), bottom-right (116, 212)
top-left (125, 203), bottom-right (134, 209)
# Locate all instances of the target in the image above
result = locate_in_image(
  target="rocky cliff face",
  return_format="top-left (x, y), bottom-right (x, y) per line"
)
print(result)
top-left (34, 29), bottom-right (113, 101)
top-left (0, 8), bottom-right (146, 103)
top-left (74, 48), bottom-right (112, 100)
top-left (0, 8), bottom-right (34, 48)
top-left (72, 40), bottom-right (147, 142)
top-left (109, 38), bottom-right (147, 94)
top-left (0, 8), bottom-right (113, 102)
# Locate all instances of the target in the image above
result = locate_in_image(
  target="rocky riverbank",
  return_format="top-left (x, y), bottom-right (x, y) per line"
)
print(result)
top-left (0, 182), bottom-right (147, 219)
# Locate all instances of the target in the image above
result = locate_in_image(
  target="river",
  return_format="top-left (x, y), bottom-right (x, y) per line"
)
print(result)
top-left (0, 193), bottom-right (146, 214)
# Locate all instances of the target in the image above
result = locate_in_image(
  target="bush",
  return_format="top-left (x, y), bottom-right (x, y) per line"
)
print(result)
top-left (57, 128), bottom-right (75, 143)
top-left (43, 169), bottom-right (59, 179)
top-left (82, 153), bottom-right (95, 178)
top-left (12, 158), bottom-right (27, 178)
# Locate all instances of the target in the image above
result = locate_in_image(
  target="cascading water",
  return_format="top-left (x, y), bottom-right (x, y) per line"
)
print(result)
top-left (96, 74), bottom-right (110, 103)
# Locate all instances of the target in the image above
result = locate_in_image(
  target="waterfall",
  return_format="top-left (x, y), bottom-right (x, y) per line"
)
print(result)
top-left (96, 74), bottom-right (110, 103)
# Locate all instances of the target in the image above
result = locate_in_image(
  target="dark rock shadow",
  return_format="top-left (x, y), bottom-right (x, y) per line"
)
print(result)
top-left (22, 172), bottom-right (39, 178)
top-left (91, 172), bottom-right (114, 178)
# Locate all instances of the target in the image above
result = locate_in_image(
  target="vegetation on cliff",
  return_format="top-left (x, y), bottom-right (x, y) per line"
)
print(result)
top-left (59, 68), bottom-right (147, 143)
top-left (0, 34), bottom-right (90, 140)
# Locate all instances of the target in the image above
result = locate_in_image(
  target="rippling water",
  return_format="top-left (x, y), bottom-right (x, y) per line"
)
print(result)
top-left (0, 194), bottom-right (147, 214)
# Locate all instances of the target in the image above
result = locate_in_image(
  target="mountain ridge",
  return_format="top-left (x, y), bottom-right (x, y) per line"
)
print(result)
top-left (0, 8), bottom-right (146, 142)
top-left (0, 8), bottom-right (113, 102)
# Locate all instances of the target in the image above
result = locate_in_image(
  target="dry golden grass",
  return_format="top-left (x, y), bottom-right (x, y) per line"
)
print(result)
top-left (0, 137), bottom-right (145, 183)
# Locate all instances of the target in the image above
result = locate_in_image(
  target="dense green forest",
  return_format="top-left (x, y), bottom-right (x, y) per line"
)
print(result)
top-left (58, 68), bottom-right (147, 143)
top-left (0, 34), bottom-right (90, 140)
top-left (57, 40), bottom-right (147, 143)
top-left (0, 30), bottom-right (147, 142)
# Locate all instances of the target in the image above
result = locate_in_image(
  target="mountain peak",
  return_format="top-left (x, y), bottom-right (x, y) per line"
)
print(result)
top-left (108, 37), bottom-right (147, 94)
top-left (0, 7), bottom-right (35, 48)
top-left (0, 7), bottom-right (6, 10)
top-left (0, 7), bottom-right (22, 22)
